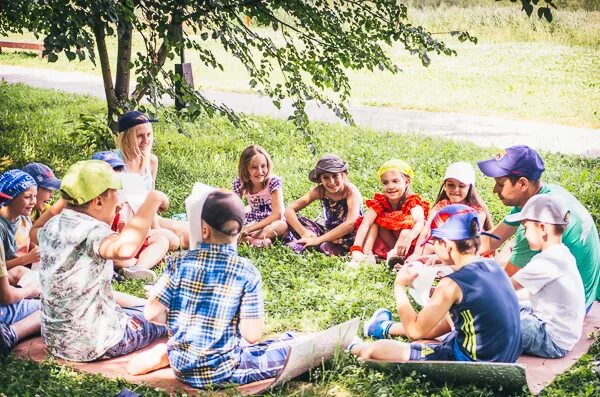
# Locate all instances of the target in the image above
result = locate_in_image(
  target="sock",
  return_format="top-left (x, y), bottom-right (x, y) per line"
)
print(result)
top-left (381, 320), bottom-right (393, 337)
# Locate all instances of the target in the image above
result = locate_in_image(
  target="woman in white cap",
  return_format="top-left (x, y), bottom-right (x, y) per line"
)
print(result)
top-left (413, 162), bottom-right (493, 256)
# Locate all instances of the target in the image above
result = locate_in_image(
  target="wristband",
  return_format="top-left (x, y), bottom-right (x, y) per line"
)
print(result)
top-left (350, 245), bottom-right (364, 254)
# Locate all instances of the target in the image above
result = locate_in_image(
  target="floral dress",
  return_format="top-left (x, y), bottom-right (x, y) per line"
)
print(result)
top-left (232, 176), bottom-right (283, 224)
top-left (284, 188), bottom-right (362, 255)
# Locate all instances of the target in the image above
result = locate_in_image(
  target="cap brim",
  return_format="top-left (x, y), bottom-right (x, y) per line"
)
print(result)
top-left (40, 177), bottom-right (61, 191)
top-left (504, 211), bottom-right (524, 224)
top-left (477, 159), bottom-right (509, 178)
top-left (0, 192), bottom-right (12, 201)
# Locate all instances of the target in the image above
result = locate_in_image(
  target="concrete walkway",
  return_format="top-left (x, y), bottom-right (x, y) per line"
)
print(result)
top-left (1, 64), bottom-right (598, 158)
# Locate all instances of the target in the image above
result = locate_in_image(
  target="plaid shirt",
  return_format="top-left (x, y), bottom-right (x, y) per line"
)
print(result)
top-left (154, 243), bottom-right (264, 388)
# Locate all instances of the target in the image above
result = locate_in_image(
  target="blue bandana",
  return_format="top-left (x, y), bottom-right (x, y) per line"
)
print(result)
top-left (0, 169), bottom-right (37, 206)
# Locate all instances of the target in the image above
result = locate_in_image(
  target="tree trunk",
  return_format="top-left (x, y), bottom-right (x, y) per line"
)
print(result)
top-left (93, 22), bottom-right (119, 134)
top-left (115, 22), bottom-right (133, 112)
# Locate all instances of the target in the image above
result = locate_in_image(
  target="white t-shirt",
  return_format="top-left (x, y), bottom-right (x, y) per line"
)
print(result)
top-left (513, 243), bottom-right (585, 350)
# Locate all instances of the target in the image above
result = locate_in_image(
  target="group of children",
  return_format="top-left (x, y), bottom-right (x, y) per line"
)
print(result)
top-left (0, 110), bottom-right (597, 390)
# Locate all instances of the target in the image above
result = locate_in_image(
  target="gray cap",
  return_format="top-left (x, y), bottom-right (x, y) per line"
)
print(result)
top-left (505, 194), bottom-right (569, 225)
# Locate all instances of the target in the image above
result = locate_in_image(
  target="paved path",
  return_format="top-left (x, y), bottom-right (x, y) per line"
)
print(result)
top-left (1, 64), bottom-right (598, 158)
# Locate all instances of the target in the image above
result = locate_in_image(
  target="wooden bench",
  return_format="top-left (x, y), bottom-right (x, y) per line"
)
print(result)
top-left (0, 41), bottom-right (44, 58)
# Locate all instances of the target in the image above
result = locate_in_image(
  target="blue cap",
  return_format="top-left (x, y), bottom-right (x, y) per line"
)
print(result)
top-left (22, 163), bottom-right (61, 190)
top-left (92, 151), bottom-right (125, 171)
top-left (477, 145), bottom-right (545, 180)
top-left (421, 204), bottom-right (498, 245)
top-left (118, 110), bottom-right (157, 133)
top-left (0, 169), bottom-right (37, 206)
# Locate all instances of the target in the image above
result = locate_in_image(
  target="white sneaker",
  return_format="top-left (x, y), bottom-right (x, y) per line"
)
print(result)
top-left (119, 266), bottom-right (157, 283)
top-left (363, 253), bottom-right (377, 265)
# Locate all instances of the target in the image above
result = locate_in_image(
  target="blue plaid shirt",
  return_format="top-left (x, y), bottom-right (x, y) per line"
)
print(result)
top-left (154, 243), bottom-right (264, 388)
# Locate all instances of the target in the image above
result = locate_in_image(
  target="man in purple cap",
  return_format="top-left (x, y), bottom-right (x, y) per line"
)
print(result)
top-left (477, 145), bottom-right (599, 311)
top-left (22, 163), bottom-right (61, 222)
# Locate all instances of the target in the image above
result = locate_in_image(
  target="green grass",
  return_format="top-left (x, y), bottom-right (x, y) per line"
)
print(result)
top-left (1, 5), bottom-right (599, 127)
top-left (0, 83), bottom-right (599, 396)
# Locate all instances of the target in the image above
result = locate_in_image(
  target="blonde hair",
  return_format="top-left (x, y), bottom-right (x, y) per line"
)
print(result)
top-left (237, 144), bottom-right (273, 195)
top-left (117, 124), bottom-right (152, 170)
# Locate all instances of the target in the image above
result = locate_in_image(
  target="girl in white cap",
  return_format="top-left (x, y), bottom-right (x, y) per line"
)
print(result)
top-left (413, 161), bottom-right (493, 256)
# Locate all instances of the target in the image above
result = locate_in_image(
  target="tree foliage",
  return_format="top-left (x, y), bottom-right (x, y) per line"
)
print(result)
top-left (0, 1), bottom-right (555, 134)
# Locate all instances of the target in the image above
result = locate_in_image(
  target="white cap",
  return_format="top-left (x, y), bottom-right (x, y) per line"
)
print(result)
top-left (444, 162), bottom-right (476, 186)
top-left (505, 194), bottom-right (569, 225)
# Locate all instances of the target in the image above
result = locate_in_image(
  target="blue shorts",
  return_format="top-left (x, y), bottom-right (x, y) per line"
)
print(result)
top-left (408, 331), bottom-right (465, 361)
top-left (103, 305), bottom-right (168, 359)
top-left (0, 299), bottom-right (40, 324)
top-left (520, 305), bottom-right (568, 358)
top-left (229, 332), bottom-right (296, 385)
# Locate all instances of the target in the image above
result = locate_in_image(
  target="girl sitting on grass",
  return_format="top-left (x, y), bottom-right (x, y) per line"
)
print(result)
top-left (232, 144), bottom-right (287, 247)
top-left (116, 110), bottom-right (189, 250)
top-left (413, 161), bottom-right (493, 257)
top-left (277, 154), bottom-right (362, 256)
top-left (350, 159), bottom-right (429, 266)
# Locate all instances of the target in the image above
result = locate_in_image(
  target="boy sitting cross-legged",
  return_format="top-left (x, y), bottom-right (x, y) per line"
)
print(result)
top-left (507, 195), bottom-right (586, 358)
top-left (36, 160), bottom-right (167, 362)
top-left (351, 204), bottom-right (522, 363)
top-left (128, 190), bottom-right (297, 388)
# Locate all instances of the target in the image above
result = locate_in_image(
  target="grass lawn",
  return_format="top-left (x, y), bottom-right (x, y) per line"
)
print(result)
top-left (1, 83), bottom-right (599, 396)
top-left (1, 5), bottom-right (599, 128)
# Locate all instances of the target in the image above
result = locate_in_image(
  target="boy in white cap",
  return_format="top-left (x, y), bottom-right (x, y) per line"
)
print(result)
top-left (506, 194), bottom-right (585, 358)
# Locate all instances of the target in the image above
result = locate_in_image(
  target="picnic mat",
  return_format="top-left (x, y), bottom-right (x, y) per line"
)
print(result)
top-left (12, 336), bottom-right (274, 395)
top-left (518, 302), bottom-right (600, 394)
top-left (12, 318), bottom-right (360, 396)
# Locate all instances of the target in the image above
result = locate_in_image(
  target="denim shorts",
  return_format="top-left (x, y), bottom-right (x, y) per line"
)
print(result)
top-left (520, 304), bottom-right (568, 358)
top-left (0, 299), bottom-right (40, 324)
top-left (229, 332), bottom-right (296, 385)
top-left (103, 305), bottom-right (167, 359)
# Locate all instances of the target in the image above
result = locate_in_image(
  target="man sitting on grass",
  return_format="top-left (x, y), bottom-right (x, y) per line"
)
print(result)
top-left (36, 160), bottom-right (167, 362)
top-left (128, 190), bottom-right (297, 388)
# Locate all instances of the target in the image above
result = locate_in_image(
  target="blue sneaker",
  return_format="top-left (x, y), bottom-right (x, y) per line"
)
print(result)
top-left (363, 308), bottom-right (393, 339)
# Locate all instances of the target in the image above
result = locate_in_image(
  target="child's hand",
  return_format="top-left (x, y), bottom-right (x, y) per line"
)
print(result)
top-left (394, 235), bottom-right (413, 257)
top-left (394, 264), bottom-right (418, 287)
top-left (25, 246), bottom-right (40, 263)
top-left (409, 254), bottom-right (442, 266)
top-left (300, 230), bottom-right (317, 239)
top-left (27, 286), bottom-right (41, 299)
top-left (150, 191), bottom-right (170, 212)
top-left (297, 236), bottom-right (320, 247)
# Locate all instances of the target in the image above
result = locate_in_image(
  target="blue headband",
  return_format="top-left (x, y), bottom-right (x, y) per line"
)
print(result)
top-left (0, 169), bottom-right (37, 206)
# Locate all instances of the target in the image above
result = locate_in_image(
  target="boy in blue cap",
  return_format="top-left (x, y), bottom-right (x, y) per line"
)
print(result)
top-left (353, 204), bottom-right (521, 363)
top-left (477, 145), bottom-right (599, 312)
top-left (22, 163), bottom-right (61, 222)
top-left (91, 151), bottom-right (126, 172)
top-left (0, 170), bottom-right (40, 271)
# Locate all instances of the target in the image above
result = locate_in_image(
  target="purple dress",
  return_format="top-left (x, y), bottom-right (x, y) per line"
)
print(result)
top-left (284, 188), bottom-right (362, 256)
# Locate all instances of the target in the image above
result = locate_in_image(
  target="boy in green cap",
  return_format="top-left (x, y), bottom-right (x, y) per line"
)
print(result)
top-left (36, 160), bottom-right (168, 362)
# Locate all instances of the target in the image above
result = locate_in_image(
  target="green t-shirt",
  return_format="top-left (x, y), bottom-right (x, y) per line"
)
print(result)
top-left (503, 184), bottom-right (600, 307)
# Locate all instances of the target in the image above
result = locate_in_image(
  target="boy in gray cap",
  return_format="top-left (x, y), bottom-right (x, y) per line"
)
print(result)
top-left (507, 194), bottom-right (585, 358)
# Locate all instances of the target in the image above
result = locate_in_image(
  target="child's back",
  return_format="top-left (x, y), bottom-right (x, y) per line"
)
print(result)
top-left (514, 244), bottom-right (584, 351)
top-left (155, 243), bottom-right (262, 385)
top-left (445, 258), bottom-right (522, 362)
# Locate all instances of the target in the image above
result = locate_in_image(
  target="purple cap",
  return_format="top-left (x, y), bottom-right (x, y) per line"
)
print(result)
top-left (22, 162), bottom-right (61, 191)
top-left (118, 110), bottom-right (157, 133)
top-left (421, 204), bottom-right (498, 245)
top-left (92, 151), bottom-right (126, 171)
top-left (477, 145), bottom-right (545, 180)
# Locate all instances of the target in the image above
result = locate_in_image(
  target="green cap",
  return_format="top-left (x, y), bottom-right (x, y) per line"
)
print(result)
top-left (60, 160), bottom-right (122, 205)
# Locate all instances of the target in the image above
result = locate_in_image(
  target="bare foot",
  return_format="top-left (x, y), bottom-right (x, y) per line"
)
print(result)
top-left (126, 343), bottom-right (170, 375)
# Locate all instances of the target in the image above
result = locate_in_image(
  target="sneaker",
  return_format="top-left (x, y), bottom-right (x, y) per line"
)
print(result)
top-left (112, 271), bottom-right (126, 282)
top-left (364, 253), bottom-right (377, 265)
top-left (119, 266), bottom-right (157, 283)
top-left (345, 336), bottom-right (363, 353)
top-left (387, 256), bottom-right (405, 271)
top-left (363, 308), bottom-right (393, 339)
top-left (0, 323), bottom-right (17, 356)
